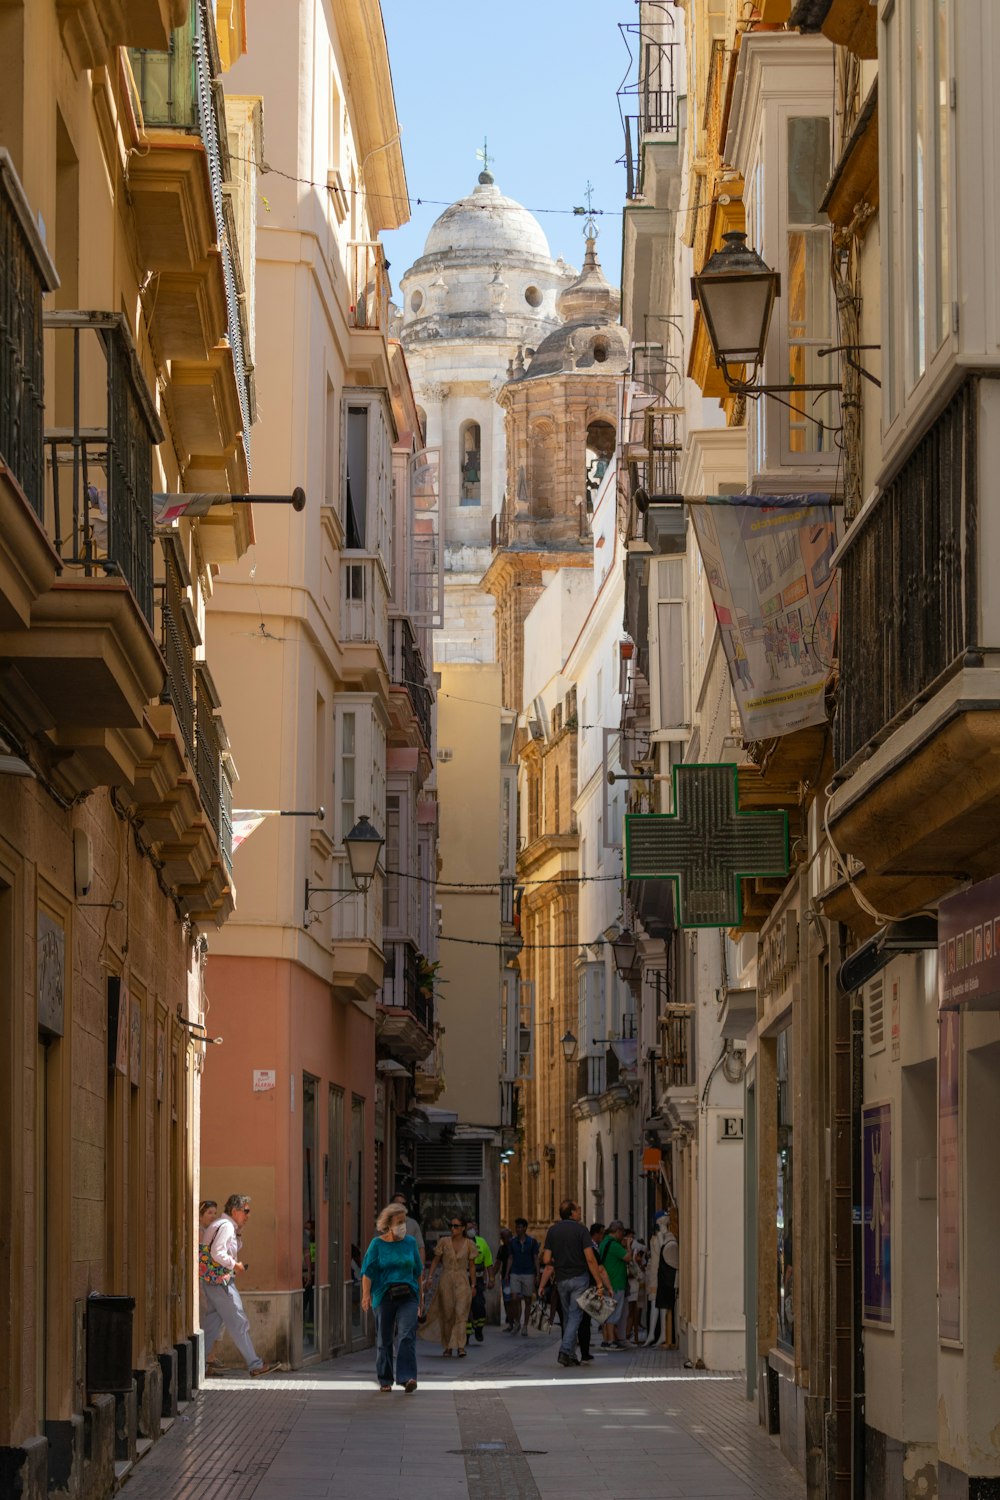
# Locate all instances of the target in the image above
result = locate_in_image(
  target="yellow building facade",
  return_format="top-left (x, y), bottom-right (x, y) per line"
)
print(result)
top-left (0, 2), bottom-right (255, 1495)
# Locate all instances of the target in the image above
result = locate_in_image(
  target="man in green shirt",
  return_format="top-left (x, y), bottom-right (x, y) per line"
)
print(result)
top-left (466, 1220), bottom-right (494, 1342)
top-left (597, 1220), bottom-right (631, 1350)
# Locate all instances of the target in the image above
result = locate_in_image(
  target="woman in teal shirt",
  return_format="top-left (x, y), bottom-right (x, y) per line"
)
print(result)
top-left (361, 1202), bottom-right (424, 1391)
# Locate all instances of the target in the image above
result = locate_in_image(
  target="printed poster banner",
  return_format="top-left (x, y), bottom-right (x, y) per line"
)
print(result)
top-left (689, 495), bottom-right (839, 740)
top-left (862, 1101), bottom-right (892, 1326)
top-left (938, 871), bottom-right (1000, 1010)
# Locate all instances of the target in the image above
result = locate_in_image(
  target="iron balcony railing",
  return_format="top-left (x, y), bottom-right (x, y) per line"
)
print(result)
top-left (157, 535), bottom-right (197, 765)
top-left (194, 661), bottom-right (222, 838)
top-left (381, 939), bottom-right (433, 1033)
top-left (0, 152), bottom-right (58, 516)
top-left (617, 34), bottom-right (679, 200)
top-left (389, 615), bottom-right (432, 750)
top-left (221, 755), bottom-right (234, 875)
top-left (660, 1009), bottom-right (694, 1089)
top-left (43, 312), bottom-right (162, 625)
top-left (834, 378), bottom-right (978, 770)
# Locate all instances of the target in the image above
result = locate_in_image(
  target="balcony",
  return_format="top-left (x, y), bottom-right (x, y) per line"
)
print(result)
top-left (377, 939), bottom-right (435, 1065)
top-left (388, 615), bottom-right (432, 753)
top-left (0, 312), bottom-right (165, 796)
top-left (322, 854), bottom-right (385, 1000)
top-left (826, 377), bottom-right (1000, 919)
top-left (0, 152), bottom-right (60, 633)
top-left (126, 1), bottom-right (251, 485)
top-left (347, 242), bottom-right (389, 334)
top-left (57, 0), bottom-right (188, 72)
top-left (617, 30), bottom-right (679, 200)
top-left (340, 555), bottom-right (389, 684)
top-left (659, 1008), bottom-right (696, 1129)
top-left (157, 533), bottom-right (198, 765)
top-left (154, 661), bottom-right (234, 923)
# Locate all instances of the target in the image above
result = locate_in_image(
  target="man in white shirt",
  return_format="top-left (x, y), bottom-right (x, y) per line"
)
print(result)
top-left (200, 1193), bottom-right (279, 1377)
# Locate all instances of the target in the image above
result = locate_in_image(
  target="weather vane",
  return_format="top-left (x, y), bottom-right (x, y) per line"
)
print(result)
top-left (476, 137), bottom-right (494, 177)
top-left (573, 180), bottom-right (599, 239)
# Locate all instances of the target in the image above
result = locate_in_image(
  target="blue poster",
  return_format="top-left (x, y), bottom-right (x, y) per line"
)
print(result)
top-left (862, 1101), bottom-right (892, 1325)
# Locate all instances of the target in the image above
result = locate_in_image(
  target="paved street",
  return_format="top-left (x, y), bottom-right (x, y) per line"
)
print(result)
top-left (119, 1330), bottom-right (804, 1500)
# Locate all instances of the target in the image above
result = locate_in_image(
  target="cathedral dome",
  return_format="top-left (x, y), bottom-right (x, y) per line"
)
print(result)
top-left (422, 171), bottom-right (551, 262)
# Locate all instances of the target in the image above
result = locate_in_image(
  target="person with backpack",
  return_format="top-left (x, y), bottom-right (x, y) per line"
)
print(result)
top-left (200, 1194), bottom-right (280, 1378)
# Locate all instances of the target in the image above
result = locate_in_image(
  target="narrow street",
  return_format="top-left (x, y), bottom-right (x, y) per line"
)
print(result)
top-left (117, 1334), bottom-right (804, 1500)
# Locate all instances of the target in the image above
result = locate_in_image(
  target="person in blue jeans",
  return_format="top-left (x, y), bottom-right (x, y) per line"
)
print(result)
top-left (360, 1202), bottom-right (424, 1392)
top-left (537, 1198), bottom-right (613, 1367)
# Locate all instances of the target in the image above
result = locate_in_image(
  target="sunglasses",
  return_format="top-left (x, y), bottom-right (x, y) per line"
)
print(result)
top-left (449, 1221), bottom-right (463, 1227)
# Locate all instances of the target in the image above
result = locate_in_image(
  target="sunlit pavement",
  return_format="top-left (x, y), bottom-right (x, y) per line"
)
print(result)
top-left (118, 1328), bottom-right (805, 1500)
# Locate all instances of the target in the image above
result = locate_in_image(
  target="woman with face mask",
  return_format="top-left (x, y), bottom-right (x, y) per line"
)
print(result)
top-left (360, 1202), bottom-right (424, 1392)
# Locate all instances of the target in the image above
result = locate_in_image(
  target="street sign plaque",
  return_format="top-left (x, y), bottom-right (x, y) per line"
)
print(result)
top-left (625, 763), bottom-right (789, 928)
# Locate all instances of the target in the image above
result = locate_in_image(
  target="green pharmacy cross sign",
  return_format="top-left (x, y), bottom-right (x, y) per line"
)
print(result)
top-left (624, 763), bottom-right (789, 929)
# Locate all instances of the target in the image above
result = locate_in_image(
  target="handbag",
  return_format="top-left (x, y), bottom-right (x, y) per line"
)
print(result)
top-left (387, 1282), bottom-right (414, 1300)
top-left (198, 1242), bottom-right (231, 1286)
top-left (575, 1285), bottom-right (616, 1322)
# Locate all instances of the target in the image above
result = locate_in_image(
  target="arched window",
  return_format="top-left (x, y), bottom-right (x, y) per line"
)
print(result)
top-left (585, 420), bottom-right (615, 506)
top-left (459, 420), bottom-right (481, 505)
top-left (529, 419), bottom-right (554, 517)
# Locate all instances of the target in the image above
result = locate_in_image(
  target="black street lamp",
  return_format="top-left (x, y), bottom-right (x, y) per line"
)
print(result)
top-left (611, 928), bottom-right (640, 980)
top-left (691, 230), bottom-right (838, 398)
top-left (343, 815), bottom-right (385, 892)
top-left (303, 814), bottom-right (385, 918)
top-left (560, 1030), bottom-right (578, 1062)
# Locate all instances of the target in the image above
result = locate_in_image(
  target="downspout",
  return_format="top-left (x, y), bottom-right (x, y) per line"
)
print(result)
top-left (851, 985), bottom-right (865, 1499)
top-left (831, 926), bottom-right (858, 1500)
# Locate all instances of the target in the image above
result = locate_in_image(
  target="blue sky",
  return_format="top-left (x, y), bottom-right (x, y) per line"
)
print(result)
top-left (380, 0), bottom-right (631, 292)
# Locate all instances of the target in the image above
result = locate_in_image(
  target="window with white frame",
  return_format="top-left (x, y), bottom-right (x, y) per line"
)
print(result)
top-left (735, 39), bottom-right (840, 473)
top-left (881, 0), bottom-right (952, 425)
top-left (577, 963), bottom-right (606, 1057)
top-left (784, 115), bottom-right (835, 454)
top-left (385, 792), bottom-right (401, 931)
top-left (334, 700), bottom-right (385, 847)
top-left (342, 391), bottom-right (392, 571)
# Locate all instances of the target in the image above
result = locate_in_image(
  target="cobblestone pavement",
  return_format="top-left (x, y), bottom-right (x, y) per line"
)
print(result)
top-left (120, 1329), bottom-right (805, 1500)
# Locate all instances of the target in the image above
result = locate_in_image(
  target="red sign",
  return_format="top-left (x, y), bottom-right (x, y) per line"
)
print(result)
top-left (938, 873), bottom-right (1000, 1010)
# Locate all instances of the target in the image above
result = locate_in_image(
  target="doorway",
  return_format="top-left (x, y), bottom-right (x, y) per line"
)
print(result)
top-left (328, 1086), bottom-right (345, 1352)
top-left (302, 1074), bottom-right (317, 1356)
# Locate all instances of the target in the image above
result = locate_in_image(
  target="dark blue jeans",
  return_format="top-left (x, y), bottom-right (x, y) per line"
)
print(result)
top-left (556, 1274), bottom-right (589, 1358)
top-left (375, 1292), bottom-right (418, 1386)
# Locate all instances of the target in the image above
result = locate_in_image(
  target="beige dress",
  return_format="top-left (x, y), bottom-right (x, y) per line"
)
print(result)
top-left (419, 1236), bottom-right (474, 1352)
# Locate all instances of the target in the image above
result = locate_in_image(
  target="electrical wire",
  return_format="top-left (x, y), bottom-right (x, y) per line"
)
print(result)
top-left (229, 151), bottom-right (725, 227)
top-left (384, 866), bottom-right (621, 889)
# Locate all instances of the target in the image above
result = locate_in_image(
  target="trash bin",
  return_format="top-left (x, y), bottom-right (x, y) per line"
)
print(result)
top-left (86, 1294), bottom-right (135, 1394)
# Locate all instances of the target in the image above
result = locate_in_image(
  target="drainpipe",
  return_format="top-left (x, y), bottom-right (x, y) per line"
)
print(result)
top-left (831, 930), bottom-right (853, 1500)
top-left (851, 985), bottom-right (865, 1500)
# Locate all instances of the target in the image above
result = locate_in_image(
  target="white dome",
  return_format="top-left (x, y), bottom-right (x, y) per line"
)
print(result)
top-left (422, 172), bottom-right (551, 262)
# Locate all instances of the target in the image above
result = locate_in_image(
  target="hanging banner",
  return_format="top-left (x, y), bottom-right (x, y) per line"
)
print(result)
top-left (689, 495), bottom-right (839, 739)
top-left (862, 1101), bottom-right (892, 1326)
top-left (231, 809), bottom-right (281, 851)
